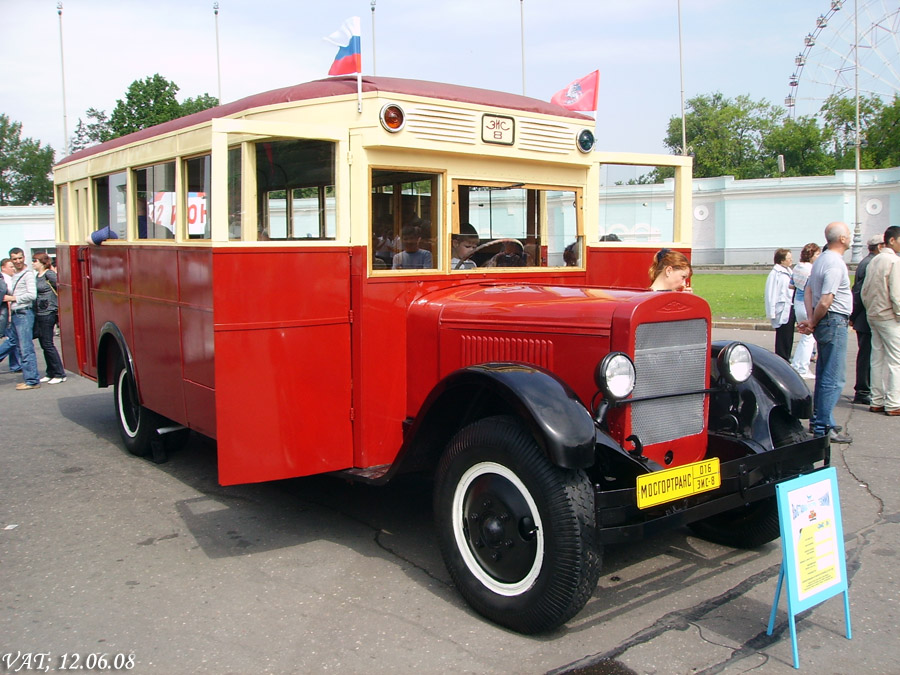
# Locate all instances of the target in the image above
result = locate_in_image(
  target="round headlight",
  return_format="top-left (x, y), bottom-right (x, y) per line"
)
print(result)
top-left (379, 103), bottom-right (405, 132)
top-left (594, 352), bottom-right (636, 401)
top-left (718, 342), bottom-right (753, 384)
top-left (577, 128), bottom-right (595, 153)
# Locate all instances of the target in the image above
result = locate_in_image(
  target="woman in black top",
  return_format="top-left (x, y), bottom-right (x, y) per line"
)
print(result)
top-left (32, 253), bottom-right (66, 384)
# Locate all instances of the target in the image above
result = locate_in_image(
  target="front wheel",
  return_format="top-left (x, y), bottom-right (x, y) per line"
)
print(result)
top-left (434, 416), bottom-right (601, 633)
top-left (113, 357), bottom-right (160, 457)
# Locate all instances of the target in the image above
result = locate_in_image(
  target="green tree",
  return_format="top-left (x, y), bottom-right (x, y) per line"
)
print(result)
top-left (69, 107), bottom-right (114, 153)
top-left (819, 94), bottom-right (882, 169)
top-left (180, 93), bottom-right (220, 116)
top-left (864, 94), bottom-right (900, 168)
top-left (664, 93), bottom-right (784, 179)
top-left (761, 116), bottom-right (835, 177)
top-left (0, 114), bottom-right (54, 205)
top-left (71, 75), bottom-right (219, 150)
top-left (109, 74), bottom-right (184, 137)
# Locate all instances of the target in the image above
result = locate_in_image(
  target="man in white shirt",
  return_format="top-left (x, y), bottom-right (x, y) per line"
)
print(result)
top-left (0, 256), bottom-right (22, 373)
top-left (861, 226), bottom-right (900, 416)
top-left (0, 247), bottom-right (40, 389)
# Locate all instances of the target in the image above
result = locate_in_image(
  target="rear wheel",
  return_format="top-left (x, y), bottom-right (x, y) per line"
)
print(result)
top-left (434, 416), bottom-right (601, 633)
top-left (113, 357), bottom-right (160, 457)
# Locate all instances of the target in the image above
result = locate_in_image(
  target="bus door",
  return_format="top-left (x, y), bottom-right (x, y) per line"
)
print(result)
top-left (210, 121), bottom-right (353, 485)
top-left (73, 178), bottom-right (97, 377)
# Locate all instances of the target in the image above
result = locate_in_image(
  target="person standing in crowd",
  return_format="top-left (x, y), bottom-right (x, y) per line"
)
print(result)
top-left (765, 248), bottom-right (795, 361)
top-left (798, 222), bottom-right (853, 443)
top-left (790, 243), bottom-right (820, 378)
top-left (0, 257), bottom-right (21, 373)
top-left (849, 235), bottom-right (884, 405)
top-left (32, 253), bottom-right (66, 384)
top-left (861, 226), bottom-right (900, 416)
top-left (1, 247), bottom-right (40, 389)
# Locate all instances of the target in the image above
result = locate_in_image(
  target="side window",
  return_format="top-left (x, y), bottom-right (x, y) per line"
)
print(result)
top-left (454, 183), bottom-right (581, 269)
top-left (135, 162), bottom-right (176, 240)
top-left (255, 139), bottom-right (336, 240)
top-left (371, 169), bottom-right (438, 271)
top-left (56, 184), bottom-right (69, 243)
top-left (94, 171), bottom-right (127, 240)
top-left (228, 146), bottom-right (242, 240)
top-left (185, 155), bottom-right (211, 239)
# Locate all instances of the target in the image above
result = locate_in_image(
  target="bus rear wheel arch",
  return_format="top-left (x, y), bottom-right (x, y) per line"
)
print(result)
top-left (113, 356), bottom-right (161, 458)
top-left (433, 415), bottom-right (601, 633)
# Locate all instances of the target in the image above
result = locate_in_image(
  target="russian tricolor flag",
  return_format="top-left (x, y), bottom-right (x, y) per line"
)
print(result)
top-left (326, 17), bottom-right (361, 76)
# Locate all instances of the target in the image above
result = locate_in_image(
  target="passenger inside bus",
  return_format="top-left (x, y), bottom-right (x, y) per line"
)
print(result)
top-left (392, 223), bottom-right (433, 269)
top-left (451, 223), bottom-right (479, 270)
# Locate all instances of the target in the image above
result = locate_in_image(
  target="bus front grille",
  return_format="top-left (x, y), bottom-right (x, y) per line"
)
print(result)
top-left (631, 319), bottom-right (708, 446)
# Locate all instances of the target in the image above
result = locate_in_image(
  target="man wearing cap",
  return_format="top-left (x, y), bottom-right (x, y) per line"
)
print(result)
top-left (849, 234), bottom-right (885, 404)
top-left (861, 226), bottom-right (900, 416)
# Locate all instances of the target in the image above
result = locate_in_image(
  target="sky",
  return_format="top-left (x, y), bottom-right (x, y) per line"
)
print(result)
top-left (0, 0), bottom-right (893, 160)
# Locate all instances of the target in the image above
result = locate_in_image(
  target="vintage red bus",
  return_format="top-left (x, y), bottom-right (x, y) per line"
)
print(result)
top-left (53, 76), bottom-right (828, 633)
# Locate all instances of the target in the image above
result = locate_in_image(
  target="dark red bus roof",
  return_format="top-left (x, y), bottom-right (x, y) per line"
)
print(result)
top-left (57, 76), bottom-right (592, 166)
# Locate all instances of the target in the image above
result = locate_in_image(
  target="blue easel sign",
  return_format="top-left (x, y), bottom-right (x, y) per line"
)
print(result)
top-left (767, 467), bottom-right (851, 668)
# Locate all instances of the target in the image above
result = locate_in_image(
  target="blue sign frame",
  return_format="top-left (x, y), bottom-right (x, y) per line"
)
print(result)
top-left (767, 467), bottom-right (851, 668)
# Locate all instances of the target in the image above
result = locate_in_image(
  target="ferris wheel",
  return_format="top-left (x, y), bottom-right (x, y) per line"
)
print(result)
top-left (785, 0), bottom-right (900, 118)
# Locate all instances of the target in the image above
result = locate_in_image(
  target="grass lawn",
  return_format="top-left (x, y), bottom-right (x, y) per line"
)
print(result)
top-left (691, 273), bottom-right (767, 321)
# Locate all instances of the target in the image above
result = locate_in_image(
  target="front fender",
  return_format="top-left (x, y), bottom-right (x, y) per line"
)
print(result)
top-left (407, 363), bottom-right (597, 471)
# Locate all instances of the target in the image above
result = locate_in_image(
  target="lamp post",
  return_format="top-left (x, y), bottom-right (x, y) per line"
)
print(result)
top-left (677, 0), bottom-right (687, 156)
top-left (851, 0), bottom-right (863, 262)
top-left (57, 2), bottom-right (69, 156)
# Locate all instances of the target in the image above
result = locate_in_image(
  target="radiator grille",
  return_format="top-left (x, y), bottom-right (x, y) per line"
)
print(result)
top-left (460, 335), bottom-right (553, 369)
top-left (631, 319), bottom-right (708, 446)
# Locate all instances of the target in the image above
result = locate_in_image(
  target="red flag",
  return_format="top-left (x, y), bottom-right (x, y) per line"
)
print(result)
top-left (550, 70), bottom-right (600, 112)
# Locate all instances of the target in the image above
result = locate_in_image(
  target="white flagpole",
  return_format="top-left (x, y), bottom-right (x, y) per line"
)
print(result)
top-left (57, 2), bottom-right (69, 156)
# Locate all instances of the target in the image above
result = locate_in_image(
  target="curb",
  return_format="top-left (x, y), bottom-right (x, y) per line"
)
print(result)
top-left (713, 321), bottom-right (773, 331)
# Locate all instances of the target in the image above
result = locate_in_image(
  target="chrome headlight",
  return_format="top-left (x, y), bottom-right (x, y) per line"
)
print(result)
top-left (717, 342), bottom-right (753, 384)
top-left (594, 352), bottom-right (636, 401)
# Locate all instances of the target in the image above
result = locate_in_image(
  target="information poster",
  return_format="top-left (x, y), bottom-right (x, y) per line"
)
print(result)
top-left (786, 477), bottom-right (840, 601)
top-left (767, 467), bottom-right (851, 668)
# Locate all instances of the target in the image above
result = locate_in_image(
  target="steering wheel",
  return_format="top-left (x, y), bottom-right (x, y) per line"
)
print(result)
top-left (454, 238), bottom-right (525, 269)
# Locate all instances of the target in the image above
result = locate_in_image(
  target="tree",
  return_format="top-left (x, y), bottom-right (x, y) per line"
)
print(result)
top-left (664, 93), bottom-right (784, 179)
top-left (109, 74), bottom-right (184, 137)
top-left (70, 75), bottom-right (219, 151)
top-left (761, 116), bottom-right (835, 177)
top-left (0, 114), bottom-right (54, 205)
top-left (862, 94), bottom-right (900, 169)
top-left (818, 94), bottom-right (882, 169)
top-left (69, 107), bottom-right (114, 153)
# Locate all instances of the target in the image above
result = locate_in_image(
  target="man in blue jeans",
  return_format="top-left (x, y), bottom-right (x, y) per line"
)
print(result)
top-left (798, 222), bottom-right (853, 443)
top-left (0, 248), bottom-right (40, 390)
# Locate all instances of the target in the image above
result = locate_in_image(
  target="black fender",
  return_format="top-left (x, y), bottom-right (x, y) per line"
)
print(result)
top-left (710, 341), bottom-right (811, 449)
top-left (402, 363), bottom-right (597, 473)
top-left (96, 322), bottom-right (135, 390)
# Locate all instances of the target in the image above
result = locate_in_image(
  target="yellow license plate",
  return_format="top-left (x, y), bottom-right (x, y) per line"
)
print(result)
top-left (636, 458), bottom-right (721, 509)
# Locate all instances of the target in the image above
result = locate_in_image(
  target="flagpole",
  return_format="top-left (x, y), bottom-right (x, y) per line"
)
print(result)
top-left (57, 2), bottom-right (69, 156)
top-left (371, 0), bottom-right (377, 76)
top-left (520, 0), bottom-right (526, 95)
top-left (677, 0), bottom-right (687, 156)
top-left (213, 2), bottom-right (222, 102)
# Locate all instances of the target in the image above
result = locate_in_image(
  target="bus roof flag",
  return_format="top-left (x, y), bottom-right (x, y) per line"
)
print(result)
top-left (550, 70), bottom-right (600, 112)
top-left (326, 17), bottom-right (362, 76)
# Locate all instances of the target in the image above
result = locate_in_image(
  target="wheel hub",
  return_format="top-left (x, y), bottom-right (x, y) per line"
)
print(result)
top-left (462, 473), bottom-right (538, 583)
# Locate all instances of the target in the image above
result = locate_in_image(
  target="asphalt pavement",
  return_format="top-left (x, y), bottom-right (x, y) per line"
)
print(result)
top-left (1, 328), bottom-right (898, 674)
